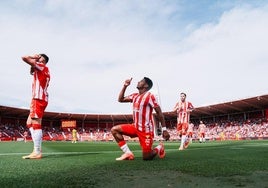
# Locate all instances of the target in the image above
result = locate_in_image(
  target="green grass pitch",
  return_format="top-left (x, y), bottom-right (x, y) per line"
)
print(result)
top-left (0, 140), bottom-right (267, 188)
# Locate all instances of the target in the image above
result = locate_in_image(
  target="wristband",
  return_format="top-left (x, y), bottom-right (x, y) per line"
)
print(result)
top-left (162, 127), bottom-right (167, 131)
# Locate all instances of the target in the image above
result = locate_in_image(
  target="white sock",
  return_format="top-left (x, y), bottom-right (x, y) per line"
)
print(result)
top-left (33, 129), bottom-right (42, 154)
top-left (180, 135), bottom-right (186, 148)
top-left (155, 145), bottom-right (162, 155)
top-left (120, 144), bottom-right (131, 153)
top-left (185, 136), bottom-right (189, 143)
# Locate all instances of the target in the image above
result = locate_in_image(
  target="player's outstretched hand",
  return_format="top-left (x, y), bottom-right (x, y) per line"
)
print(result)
top-left (124, 77), bottom-right (132, 86)
top-left (162, 130), bottom-right (170, 141)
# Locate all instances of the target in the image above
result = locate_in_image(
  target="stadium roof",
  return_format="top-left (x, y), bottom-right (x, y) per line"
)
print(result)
top-left (1, 94), bottom-right (268, 123)
top-left (192, 94), bottom-right (268, 117)
top-left (164, 94), bottom-right (268, 120)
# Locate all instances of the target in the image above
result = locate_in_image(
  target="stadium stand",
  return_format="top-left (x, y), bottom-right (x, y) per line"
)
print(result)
top-left (1, 94), bottom-right (268, 142)
top-left (1, 118), bottom-right (268, 142)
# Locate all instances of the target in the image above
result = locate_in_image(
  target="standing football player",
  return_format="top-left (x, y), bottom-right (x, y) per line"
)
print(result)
top-left (21, 53), bottom-right (50, 159)
top-left (173, 92), bottom-right (194, 150)
top-left (198, 121), bottom-right (206, 143)
top-left (111, 77), bottom-right (170, 160)
top-left (72, 128), bottom-right (78, 143)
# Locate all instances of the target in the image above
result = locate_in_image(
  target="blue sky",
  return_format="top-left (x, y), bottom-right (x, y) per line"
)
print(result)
top-left (0, 0), bottom-right (268, 114)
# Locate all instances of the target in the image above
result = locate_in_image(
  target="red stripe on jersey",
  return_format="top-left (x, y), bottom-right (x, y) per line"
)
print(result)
top-left (129, 92), bottom-right (159, 134)
top-left (32, 62), bottom-right (50, 101)
top-left (177, 101), bottom-right (193, 124)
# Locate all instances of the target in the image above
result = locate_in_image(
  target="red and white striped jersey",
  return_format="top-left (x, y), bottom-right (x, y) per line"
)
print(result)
top-left (32, 62), bottom-right (50, 102)
top-left (187, 123), bottom-right (194, 133)
top-left (128, 92), bottom-right (159, 133)
top-left (174, 101), bottom-right (194, 124)
top-left (199, 123), bottom-right (206, 133)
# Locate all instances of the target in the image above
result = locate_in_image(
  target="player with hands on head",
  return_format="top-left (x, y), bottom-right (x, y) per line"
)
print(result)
top-left (21, 53), bottom-right (50, 159)
top-left (111, 77), bottom-right (170, 160)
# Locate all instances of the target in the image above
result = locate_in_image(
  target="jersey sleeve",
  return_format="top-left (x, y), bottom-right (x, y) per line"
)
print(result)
top-left (149, 93), bottom-right (160, 108)
top-left (126, 93), bottom-right (138, 102)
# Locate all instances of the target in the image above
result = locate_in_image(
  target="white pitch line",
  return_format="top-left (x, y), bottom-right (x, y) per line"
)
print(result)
top-left (0, 151), bottom-right (119, 156)
top-left (0, 148), bottom-right (181, 157)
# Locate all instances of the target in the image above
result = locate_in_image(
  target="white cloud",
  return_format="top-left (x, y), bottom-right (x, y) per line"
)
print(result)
top-left (0, 1), bottom-right (268, 114)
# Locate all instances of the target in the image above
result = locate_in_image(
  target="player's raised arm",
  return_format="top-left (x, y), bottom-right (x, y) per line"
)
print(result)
top-left (118, 78), bottom-right (132, 103)
top-left (22, 54), bottom-right (41, 66)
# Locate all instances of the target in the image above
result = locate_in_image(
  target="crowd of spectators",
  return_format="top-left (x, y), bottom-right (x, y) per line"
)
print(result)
top-left (1, 118), bottom-right (268, 142)
top-left (167, 118), bottom-right (268, 141)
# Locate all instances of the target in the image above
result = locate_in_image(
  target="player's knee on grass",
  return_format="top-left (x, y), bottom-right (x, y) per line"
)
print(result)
top-left (142, 151), bottom-right (156, 160)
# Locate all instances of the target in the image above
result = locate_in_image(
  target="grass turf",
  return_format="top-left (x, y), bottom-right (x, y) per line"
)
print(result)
top-left (0, 140), bottom-right (267, 188)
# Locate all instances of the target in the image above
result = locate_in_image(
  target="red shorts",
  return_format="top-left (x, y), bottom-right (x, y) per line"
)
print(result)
top-left (200, 132), bottom-right (205, 138)
top-left (187, 132), bottom-right (193, 137)
top-left (177, 123), bottom-right (188, 134)
top-left (30, 99), bottom-right (48, 119)
top-left (121, 124), bottom-right (154, 153)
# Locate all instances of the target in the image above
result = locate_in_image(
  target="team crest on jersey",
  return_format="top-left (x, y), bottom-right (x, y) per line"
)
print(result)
top-left (145, 135), bottom-right (151, 139)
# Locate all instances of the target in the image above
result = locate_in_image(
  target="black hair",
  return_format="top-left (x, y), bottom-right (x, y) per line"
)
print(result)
top-left (144, 77), bottom-right (153, 90)
top-left (40, 54), bottom-right (49, 63)
top-left (180, 92), bottom-right (187, 97)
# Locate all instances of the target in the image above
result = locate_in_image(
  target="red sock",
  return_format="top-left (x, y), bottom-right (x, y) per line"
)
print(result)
top-left (118, 140), bottom-right (126, 147)
top-left (26, 124), bottom-right (32, 128)
top-left (32, 124), bottom-right (42, 130)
